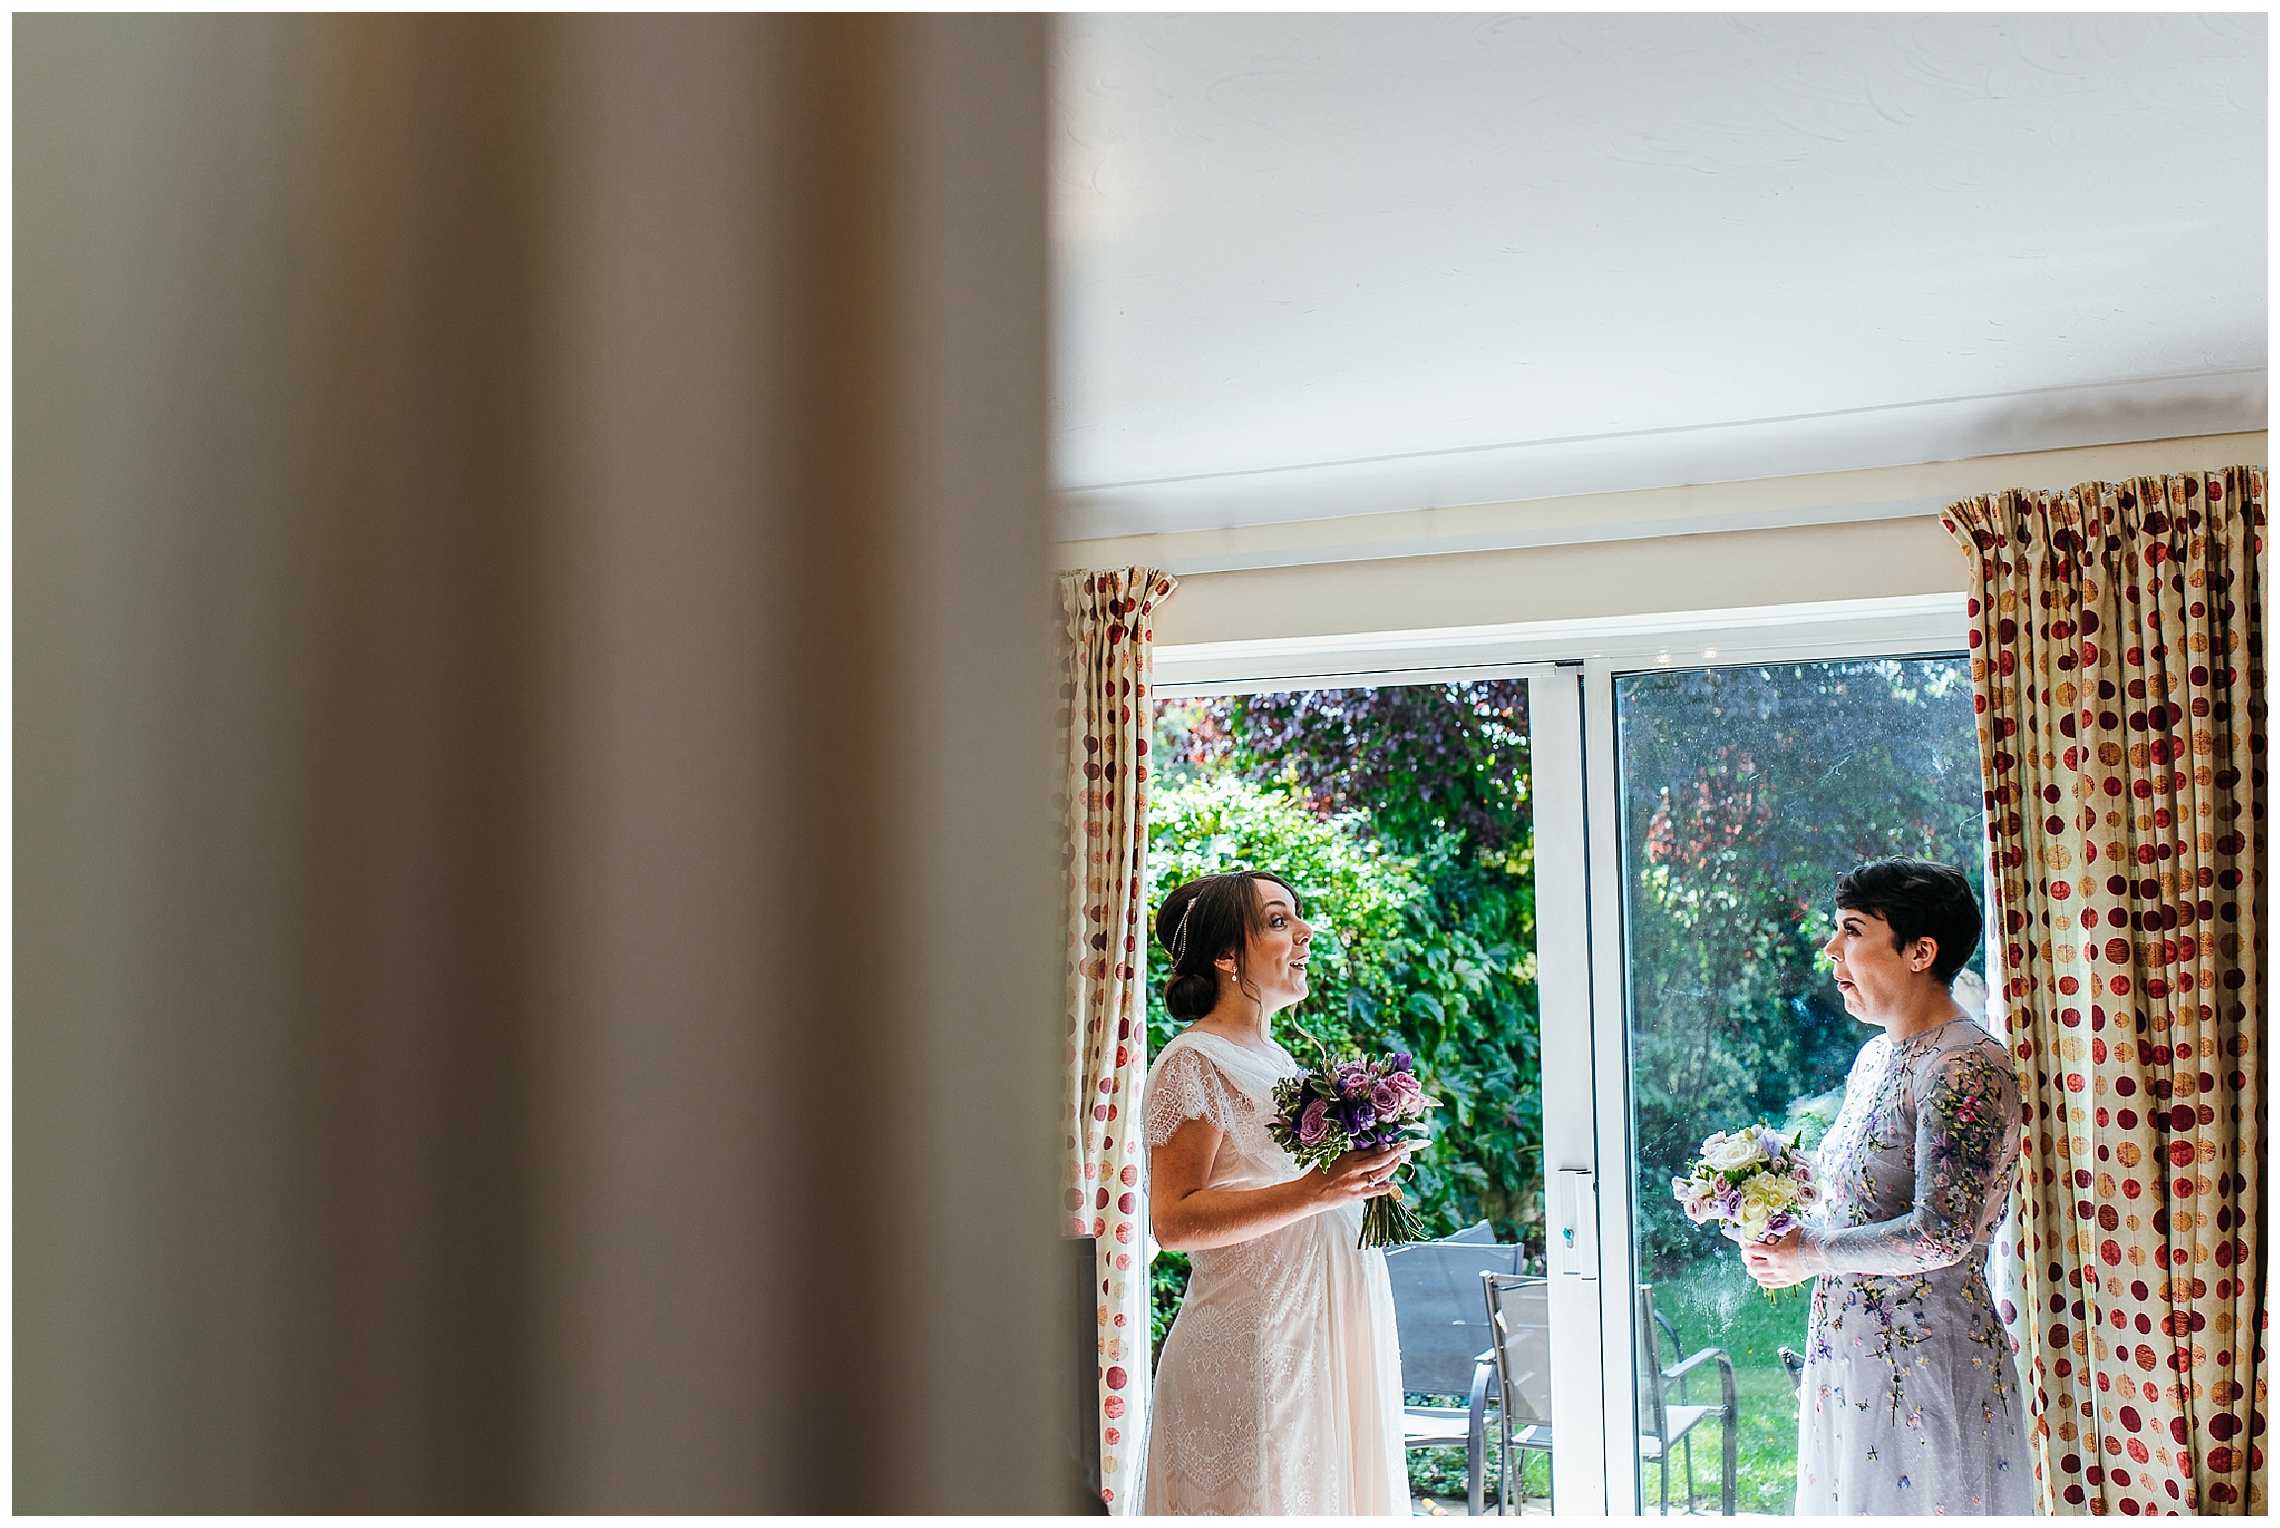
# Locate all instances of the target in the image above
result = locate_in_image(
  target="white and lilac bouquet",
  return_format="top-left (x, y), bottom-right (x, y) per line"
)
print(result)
top-left (1269, 1046), bottom-right (1437, 1249)
top-left (1673, 1123), bottom-right (1818, 1251)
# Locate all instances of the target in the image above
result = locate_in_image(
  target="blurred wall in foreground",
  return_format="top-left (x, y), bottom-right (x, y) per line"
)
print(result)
top-left (15, 13), bottom-right (1067, 1511)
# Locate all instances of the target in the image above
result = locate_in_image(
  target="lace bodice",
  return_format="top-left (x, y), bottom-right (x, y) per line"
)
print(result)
top-left (1140, 1029), bottom-right (1409, 1515)
top-left (1801, 1015), bottom-right (2024, 1278)
top-left (1143, 1032), bottom-right (1300, 1188)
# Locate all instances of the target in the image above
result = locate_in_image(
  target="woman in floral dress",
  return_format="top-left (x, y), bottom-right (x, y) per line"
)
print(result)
top-left (1745, 858), bottom-right (2035, 1515)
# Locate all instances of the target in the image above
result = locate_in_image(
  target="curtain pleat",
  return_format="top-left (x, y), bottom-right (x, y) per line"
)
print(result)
top-left (1062, 567), bottom-right (1177, 1512)
top-left (1945, 468), bottom-right (2267, 1514)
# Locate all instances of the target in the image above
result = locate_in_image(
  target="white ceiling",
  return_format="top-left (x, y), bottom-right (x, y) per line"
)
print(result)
top-left (1053, 13), bottom-right (2268, 542)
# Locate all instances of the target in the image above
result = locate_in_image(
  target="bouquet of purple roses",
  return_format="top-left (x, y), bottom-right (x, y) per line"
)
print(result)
top-left (1268, 1045), bottom-right (1437, 1249)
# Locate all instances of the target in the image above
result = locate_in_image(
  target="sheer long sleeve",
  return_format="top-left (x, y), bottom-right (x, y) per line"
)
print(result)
top-left (1800, 1040), bottom-right (2020, 1278)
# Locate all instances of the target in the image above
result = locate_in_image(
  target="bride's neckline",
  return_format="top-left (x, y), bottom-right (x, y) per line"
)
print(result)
top-left (1176, 1027), bottom-right (1289, 1065)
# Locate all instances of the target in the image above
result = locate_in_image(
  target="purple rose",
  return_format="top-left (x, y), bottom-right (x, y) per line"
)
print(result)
top-left (1384, 1071), bottom-right (1424, 1116)
top-left (1674, 1180), bottom-right (1719, 1224)
top-left (1714, 1184), bottom-right (1743, 1220)
top-left (1336, 1062), bottom-right (1368, 1099)
top-left (1369, 1080), bottom-right (1403, 1117)
top-left (1297, 1098), bottom-right (1331, 1146)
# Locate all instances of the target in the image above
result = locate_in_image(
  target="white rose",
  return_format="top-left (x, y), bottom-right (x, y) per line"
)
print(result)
top-left (1698, 1132), bottom-right (1767, 1172)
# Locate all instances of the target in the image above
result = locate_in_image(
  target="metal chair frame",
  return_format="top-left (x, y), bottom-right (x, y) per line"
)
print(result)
top-left (1384, 1227), bottom-right (1519, 1515)
top-left (1635, 1283), bottom-right (1738, 1516)
top-left (1480, 1272), bottom-right (1556, 1515)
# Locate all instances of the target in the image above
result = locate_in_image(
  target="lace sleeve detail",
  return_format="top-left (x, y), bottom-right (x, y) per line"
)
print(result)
top-left (1803, 1037), bottom-right (2021, 1277)
top-left (1145, 1043), bottom-right (1244, 1149)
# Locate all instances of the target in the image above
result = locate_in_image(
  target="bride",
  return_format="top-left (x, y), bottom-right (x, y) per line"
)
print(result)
top-left (1744, 858), bottom-right (2035, 1515)
top-left (1140, 870), bottom-right (1415, 1516)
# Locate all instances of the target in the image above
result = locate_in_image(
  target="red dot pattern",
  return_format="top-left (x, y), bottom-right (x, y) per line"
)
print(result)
top-left (1944, 468), bottom-right (2267, 1515)
top-left (1060, 567), bottom-right (1177, 1507)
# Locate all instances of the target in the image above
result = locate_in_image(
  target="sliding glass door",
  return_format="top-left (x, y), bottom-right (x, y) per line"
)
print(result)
top-left (1595, 654), bottom-right (1989, 1513)
top-left (1148, 677), bottom-right (1555, 1512)
top-left (1150, 595), bottom-right (1995, 1515)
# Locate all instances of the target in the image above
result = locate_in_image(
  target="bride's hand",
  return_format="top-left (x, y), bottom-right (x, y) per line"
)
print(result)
top-left (1742, 1226), bottom-right (1810, 1289)
top-left (1307, 1142), bottom-right (1418, 1207)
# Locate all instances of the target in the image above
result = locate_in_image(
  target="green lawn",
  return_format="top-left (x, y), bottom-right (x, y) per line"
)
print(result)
top-left (1648, 1255), bottom-right (1810, 1515)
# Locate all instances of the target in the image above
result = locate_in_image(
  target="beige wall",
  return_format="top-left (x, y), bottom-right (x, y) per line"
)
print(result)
top-left (16, 15), bottom-right (1070, 1513)
top-left (1157, 513), bottom-right (1966, 647)
top-left (1146, 436), bottom-right (2268, 646)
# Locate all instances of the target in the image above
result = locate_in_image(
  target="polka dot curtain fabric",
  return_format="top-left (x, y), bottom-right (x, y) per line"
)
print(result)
top-left (1061, 567), bottom-right (1175, 1513)
top-left (1945, 468), bottom-right (2267, 1514)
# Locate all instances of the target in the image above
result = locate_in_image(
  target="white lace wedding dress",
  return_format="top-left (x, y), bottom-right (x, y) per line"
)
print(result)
top-left (1140, 1030), bottom-right (1410, 1516)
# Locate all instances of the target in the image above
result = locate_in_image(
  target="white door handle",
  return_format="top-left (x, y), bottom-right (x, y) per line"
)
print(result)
top-left (1558, 1168), bottom-right (1599, 1278)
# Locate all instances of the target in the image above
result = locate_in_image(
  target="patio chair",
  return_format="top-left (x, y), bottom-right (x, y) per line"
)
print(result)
top-left (1384, 1227), bottom-right (1523, 1513)
top-left (1480, 1273), bottom-right (1556, 1514)
top-left (1636, 1283), bottom-right (1737, 1515)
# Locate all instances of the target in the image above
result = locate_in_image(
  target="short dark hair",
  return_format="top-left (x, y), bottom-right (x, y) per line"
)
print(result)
top-left (1154, 871), bottom-right (1302, 1023)
top-left (1834, 858), bottom-right (1983, 986)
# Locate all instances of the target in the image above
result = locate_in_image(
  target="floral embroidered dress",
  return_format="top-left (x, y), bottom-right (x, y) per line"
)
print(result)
top-left (1794, 1014), bottom-right (2035, 1515)
top-left (1139, 1030), bottom-right (1409, 1516)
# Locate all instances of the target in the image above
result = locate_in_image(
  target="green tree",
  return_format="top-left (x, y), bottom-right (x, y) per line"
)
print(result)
top-left (1178, 683), bottom-right (1545, 1249)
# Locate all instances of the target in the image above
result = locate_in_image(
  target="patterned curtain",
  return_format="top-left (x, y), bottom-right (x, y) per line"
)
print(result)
top-left (1944, 468), bottom-right (2267, 1514)
top-left (1061, 567), bottom-right (1177, 1512)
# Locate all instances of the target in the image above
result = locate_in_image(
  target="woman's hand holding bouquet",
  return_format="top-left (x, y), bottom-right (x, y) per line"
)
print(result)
top-left (1672, 1124), bottom-right (1818, 1298)
top-left (1269, 1046), bottom-right (1438, 1249)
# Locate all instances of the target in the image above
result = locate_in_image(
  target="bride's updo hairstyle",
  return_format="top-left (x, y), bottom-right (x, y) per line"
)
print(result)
top-left (1835, 857), bottom-right (1983, 986)
top-left (1155, 870), bottom-right (1303, 1023)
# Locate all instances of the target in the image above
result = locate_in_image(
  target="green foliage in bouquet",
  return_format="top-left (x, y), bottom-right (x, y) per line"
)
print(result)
top-left (1267, 1045), bottom-right (1434, 1249)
